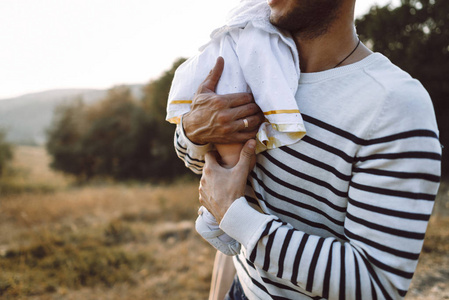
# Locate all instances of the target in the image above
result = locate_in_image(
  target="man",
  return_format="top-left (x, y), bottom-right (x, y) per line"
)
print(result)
top-left (174, 0), bottom-right (442, 298)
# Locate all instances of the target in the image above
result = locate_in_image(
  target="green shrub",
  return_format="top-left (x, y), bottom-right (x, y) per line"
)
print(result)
top-left (0, 129), bottom-right (13, 177)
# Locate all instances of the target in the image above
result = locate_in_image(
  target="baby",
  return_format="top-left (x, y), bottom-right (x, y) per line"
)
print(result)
top-left (166, 0), bottom-right (306, 255)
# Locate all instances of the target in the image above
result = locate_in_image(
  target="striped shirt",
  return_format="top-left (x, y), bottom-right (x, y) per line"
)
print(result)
top-left (173, 53), bottom-right (441, 299)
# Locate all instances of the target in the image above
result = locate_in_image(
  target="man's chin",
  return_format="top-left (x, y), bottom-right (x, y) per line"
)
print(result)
top-left (268, 12), bottom-right (287, 29)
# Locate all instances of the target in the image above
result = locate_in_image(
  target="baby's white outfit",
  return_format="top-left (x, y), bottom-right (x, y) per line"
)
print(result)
top-left (196, 206), bottom-right (241, 256)
top-left (166, 0), bottom-right (305, 256)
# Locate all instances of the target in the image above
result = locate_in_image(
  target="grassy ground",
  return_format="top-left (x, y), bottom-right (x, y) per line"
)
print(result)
top-left (407, 183), bottom-right (449, 300)
top-left (0, 146), bottom-right (448, 299)
top-left (0, 146), bottom-right (215, 299)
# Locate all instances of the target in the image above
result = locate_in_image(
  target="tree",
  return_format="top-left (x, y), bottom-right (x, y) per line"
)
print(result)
top-left (79, 86), bottom-right (155, 180)
top-left (142, 57), bottom-right (187, 123)
top-left (46, 69), bottom-right (194, 182)
top-left (141, 58), bottom-right (190, 180)
top-left (0, 129), bottom-right (13, 177)
top-left (46, 98), bottom-right (91, 179)
top-left (47, 88), bottom-right (153, 181)
top-left (356, 0), bottom-right (449, 177)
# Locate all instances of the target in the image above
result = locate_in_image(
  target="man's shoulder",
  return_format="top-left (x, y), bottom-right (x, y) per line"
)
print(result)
top-left (363, 54), bottom-right (431, 109)
top-left (362, 54), bottom-right (437, 133)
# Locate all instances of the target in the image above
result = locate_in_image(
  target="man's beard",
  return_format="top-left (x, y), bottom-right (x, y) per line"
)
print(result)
top-left (270, 0), bottom-right (344, 39)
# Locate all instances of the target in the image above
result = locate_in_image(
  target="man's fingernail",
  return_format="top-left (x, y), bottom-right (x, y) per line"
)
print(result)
top-left (248, 139), bottom-right (256, 150)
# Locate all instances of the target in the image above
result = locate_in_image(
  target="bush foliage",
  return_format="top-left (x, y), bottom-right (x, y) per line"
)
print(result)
top-left (46, 59), bottom-right (191, 182)
top-left (356, 0), bottom-right (448, 177)
top-left (0, 129), bottom-right (13, 177)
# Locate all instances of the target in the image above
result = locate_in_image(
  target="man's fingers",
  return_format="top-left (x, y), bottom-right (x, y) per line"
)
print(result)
top-left (221, 113), bottom-right (262, 136)
top-left (227, 92), bottom-right (255, 108)
top-left (197, 57), bottom-right (225, 94)
top-left (231, 131), bottom-right (259, 143)
top-left (236, 139), bottom-right (257, 174)
top-left (233, 114), bottom-right (264, 132)
top-left (231, 102), bottom-right (262, 120)
top-left (204, 151), bottom-right (220, 169)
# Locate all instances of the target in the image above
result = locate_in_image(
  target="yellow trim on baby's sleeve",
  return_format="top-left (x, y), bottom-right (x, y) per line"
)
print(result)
top-left (263, 109), bottom-right (300, 115)
top-left (169, 100), bottom-right (193, 105)
top-left (167, 116), bottom-right (181, 124)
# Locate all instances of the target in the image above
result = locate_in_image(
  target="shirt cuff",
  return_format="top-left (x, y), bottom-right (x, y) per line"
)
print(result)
top-left (179, 115), bottom-right (213, 155)
top-left (219, 196), bottom-right (276, 249)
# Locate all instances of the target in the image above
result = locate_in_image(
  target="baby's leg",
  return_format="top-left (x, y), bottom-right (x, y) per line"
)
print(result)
top-left (215, 143), bottom-right (244, 168)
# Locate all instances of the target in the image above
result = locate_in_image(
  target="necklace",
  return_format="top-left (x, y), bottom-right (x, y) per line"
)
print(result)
top-left (333, 37), bottom-right (361, 68)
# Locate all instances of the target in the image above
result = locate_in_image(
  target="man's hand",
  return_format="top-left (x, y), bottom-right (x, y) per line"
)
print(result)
top-left (183, 57), bottom-right (264, 145)
top-left (199, 139), bottom-right (257, 224)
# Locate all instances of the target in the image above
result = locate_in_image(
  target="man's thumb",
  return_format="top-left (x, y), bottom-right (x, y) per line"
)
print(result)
top-left (237, 139), bottom-right (257, 173)
top-left (199, 57), bottom-right (224, 93)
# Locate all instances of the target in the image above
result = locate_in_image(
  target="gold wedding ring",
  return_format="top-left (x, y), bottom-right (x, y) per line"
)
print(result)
top-left (243, 118), bottom-right (249, 128)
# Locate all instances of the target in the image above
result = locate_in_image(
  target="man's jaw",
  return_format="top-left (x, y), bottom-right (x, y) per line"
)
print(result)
top-left (266, 0), bottom-right (280, 7)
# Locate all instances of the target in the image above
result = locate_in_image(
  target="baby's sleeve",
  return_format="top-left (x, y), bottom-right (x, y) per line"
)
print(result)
top-left (234, 23), bottom-right (305, 152)
top-left (166, 29), bottom-right (249, 125)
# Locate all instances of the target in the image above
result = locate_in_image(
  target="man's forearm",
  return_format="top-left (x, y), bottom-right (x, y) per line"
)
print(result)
top-left (173, 121), bottom-right (212, 174)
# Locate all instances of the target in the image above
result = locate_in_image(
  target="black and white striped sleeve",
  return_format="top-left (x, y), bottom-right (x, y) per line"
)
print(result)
top-left (173, 120), bottom-right (212, 174)
top-left (220, 84), bottom-right (442, 299)
top-left (342, 84), bottom-right (441, 299)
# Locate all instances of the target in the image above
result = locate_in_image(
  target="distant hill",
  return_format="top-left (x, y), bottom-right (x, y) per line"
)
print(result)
top-left (0, 85), bottom-right (144, 145)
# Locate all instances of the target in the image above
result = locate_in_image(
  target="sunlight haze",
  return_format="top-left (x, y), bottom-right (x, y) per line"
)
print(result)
top-left (0, 0), bottom-right (398, 99)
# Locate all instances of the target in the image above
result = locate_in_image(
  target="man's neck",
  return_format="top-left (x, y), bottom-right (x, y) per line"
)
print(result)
top-left (293, 4), bottom-right (372, 73)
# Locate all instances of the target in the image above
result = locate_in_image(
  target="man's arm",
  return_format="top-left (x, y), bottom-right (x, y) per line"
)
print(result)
top-left (182, 57), bottom-right (263, 145)
top-left (173, 122), bottom-right (212, 174)
top-left (174, 57), bottom-right (264, 173)
top-left (200, 94), bottom-right (441, 299)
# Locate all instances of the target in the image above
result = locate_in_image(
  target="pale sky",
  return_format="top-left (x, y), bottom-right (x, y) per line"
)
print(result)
top-left (0, 0), bottom-right (398, 100)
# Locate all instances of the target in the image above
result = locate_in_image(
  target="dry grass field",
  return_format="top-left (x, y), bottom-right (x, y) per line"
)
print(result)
top-left (0, 146), bottom-right (215, 299)
top-left (0, 146), bottom-right (448, 299)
